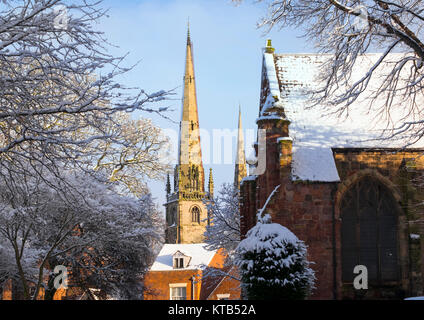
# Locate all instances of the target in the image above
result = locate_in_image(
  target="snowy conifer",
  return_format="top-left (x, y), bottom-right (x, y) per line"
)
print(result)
top-left (235, 214), bottom-right (315, 300)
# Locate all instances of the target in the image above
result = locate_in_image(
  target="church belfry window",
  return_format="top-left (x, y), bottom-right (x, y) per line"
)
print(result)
top-left (191, 206), bottom-right (200, 223)
top-left (340, 176), bottom-right (400, 284)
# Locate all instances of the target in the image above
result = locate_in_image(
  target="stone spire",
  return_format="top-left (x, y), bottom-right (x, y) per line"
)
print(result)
top-left (164, 26), bottom-right (209, 244)
top-left (234, 105), bottom-right (247, 188)
top-left (177, 24), bottom-right (205, 193)
top-left (166, 173), bottom-right (171, 194)
top-left (208, 168), bottom-right (214, 198)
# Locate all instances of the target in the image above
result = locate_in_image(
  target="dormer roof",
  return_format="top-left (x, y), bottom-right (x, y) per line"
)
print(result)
top-left (150, 243), bottom-right (216, 271)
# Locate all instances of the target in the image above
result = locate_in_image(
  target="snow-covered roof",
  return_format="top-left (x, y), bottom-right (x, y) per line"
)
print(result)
top-left (240, 175), bottom-right (257, 186)
top-left (149, 243), bottom-right (216, 271)
top-left (261, 52), bottom-right (424, 182)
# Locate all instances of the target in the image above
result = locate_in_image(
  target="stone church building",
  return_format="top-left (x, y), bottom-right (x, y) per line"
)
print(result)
top-left (240, 40), bottom-right (424, 299)
top-left (163, 26), bottom-right (213, 245)
top-left (143, 28), bottom-right (241, 300)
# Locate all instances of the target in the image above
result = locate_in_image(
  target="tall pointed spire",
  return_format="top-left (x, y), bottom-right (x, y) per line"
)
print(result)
top-left (208, 168), bottom-right (214, 198)
top-left (177, 23), bottom-right (204, 192)
top-left (234, 105), bottom-right (247, 188)
top-left (164, 25), bottom-right (208, 245)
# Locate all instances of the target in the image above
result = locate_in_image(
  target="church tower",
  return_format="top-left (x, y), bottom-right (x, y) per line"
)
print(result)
top-left (165, 26), bottom-right (212, 244)
top-left (234, 106), bottom-right (247, 188)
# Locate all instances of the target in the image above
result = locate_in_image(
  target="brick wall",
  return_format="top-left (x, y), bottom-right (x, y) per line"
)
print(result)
top-left (144, 250), bottom-right (241, 300)
top-left (144, 269), bottom-right (202, 300)
top-left (205, 267), bottom-right (241, 300)
top-left (240, 123), bottom-right (424, 299)
top-left (333, 149), bottom-right (424, 298)
top-left (267, 177), bottom-right (337, 299)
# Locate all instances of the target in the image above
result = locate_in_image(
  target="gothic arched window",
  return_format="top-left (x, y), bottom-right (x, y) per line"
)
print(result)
top-left (340, 176), bottom-right (400, 284)
top-left (191, 206), bottom-right (200, 224)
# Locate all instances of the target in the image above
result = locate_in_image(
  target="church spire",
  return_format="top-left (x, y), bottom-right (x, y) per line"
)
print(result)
top-left (178, 24), bottom-right (204, 192)
top-left (164, 26), bottom-right (208, 244)
top-left (208, 168), bottom-right (214, 198)
top-left (234, 105), bottom-right (247, 188)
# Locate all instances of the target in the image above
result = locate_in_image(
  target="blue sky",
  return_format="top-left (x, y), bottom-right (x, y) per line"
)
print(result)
top-left (96, 0), bottom-right (315, 213)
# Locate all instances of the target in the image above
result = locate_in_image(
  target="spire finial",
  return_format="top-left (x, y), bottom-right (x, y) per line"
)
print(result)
top-left (265, 39), bottom-right (275, 53)
top-left (187, 18), bottom-right (191, 45)
top-left (238, 103), bottom-right (242, 129)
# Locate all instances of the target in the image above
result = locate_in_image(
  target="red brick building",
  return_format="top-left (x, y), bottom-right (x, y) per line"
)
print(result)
top-left (143, 244), bottom-right (240, 300)
top-left (240, 41), bottom-right (424, 300)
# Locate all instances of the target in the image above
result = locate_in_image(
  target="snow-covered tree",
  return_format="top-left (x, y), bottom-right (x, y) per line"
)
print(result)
top-left (90, 113), bottom-right (171, 197)
top-left (204, 183), bottom-right (241, 254)
top-left (234, 0), bottom-right (424, 143)
top-left (0, 0), bottom-right (170, 184)
top-left (235, 214), bottom-right (315, 300)
top-left (201, 183), bottom-right (242, 289)
top-left (0, 164), bottom-right (164, 300)
top-left (0, 1), bottom-right (172, 300)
